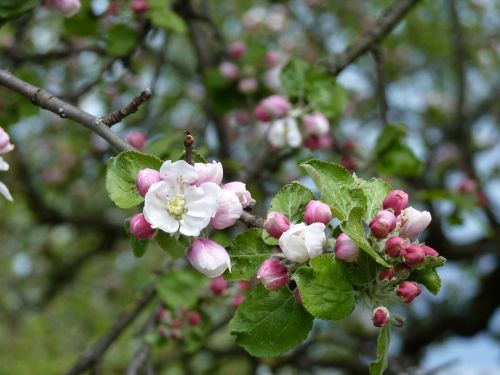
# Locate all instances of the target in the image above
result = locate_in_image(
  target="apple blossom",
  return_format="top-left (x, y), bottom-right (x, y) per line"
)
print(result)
top-left (304, 200), bottom-right (332, 225)
top-left (131, 0), bottom-right (148, 13)
top-left (193, 161), bottom-right (223, 186)
top-left (256, 258), bottom-right (289, 291)
top-left (267, 117), bottom-right (302, 149)
top-left (238, 280), bottom-right (251, 292)
top-left (187, 311), bottom-right (202, 326)
top-left (396, 281), bottom-right (422, 304)
top-left (254, 95), bottom-right (290, 122)
top-left (136, 168), bottom-right (161, 197)
top-left (160, 160), bottom-right (198, 184)
top-left (129, 213), bottom-right (156, 240)
top-left (403, 244), bottom-right (426, 266)
top-left (187, 239), bottom-right (231, 278)
top-left (222, 182), bottom-right (255, 208)
top-left (237, 78), bottom-right (258, 94)
top-left (421, 245), bottom-right (439, 257)
top-left (219, 61), bottom-right (239, 80)
top-left (303, 134), bottom-right (333, 150)
top-left (279, 223), bottom-right (326, 263)
top-left (265, 51), bottom-right (281, 67)
top-left (303, 112), bottom-right (329, 135)
top-left (127, 131), bottom-right (147, 150)
top-left (210, 275), bottom-right (228, 295)
top-left (0, 128), bottom-right (14, 153)
top-left (398, 207), bottom-right (432, 239)
top-left (372, 306), bottom-right (390, 327)
top-left (211, 188), bottom-right (243, 229)
top-left (385, 236), bottom-right (407, 258)
top-left (335, 233), bottom-right (359, 262)
top-left (382, 189), bottom-right (409, 216)
top-left (227, 41), bottom-right (246, 58)
top-left (232, 295), bottom-right (245, 308)
top-left (263, 211), bottom-right (290, 239)
top-left (457, 178), bottom-right (477, 194)
top-left (378, 268), bottom-right (396, 281)
top-left (369, 210), bottom-right (397, 238)
top-left (47, 0), bottom-right (81, 17)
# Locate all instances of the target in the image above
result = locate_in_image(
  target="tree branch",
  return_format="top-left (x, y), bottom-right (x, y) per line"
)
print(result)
top-left (101, 89), bottom-right (153, 127)
top-left (371, 44), bottom-right (389, 124)
top-left (327, 0), bottom-right (422, 76)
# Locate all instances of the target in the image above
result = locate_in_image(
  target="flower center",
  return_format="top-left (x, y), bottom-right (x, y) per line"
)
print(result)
top-left (166, 194), bottom-right (187, 219)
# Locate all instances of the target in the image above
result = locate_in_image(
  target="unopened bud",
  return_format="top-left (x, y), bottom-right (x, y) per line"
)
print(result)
top-left (238, 78), bottom-right (258, 94)
top-left (372, 306), bottom-right (390, 327)
top-left (385, 236), bottom-right (407, 257)
top-left (131, 0), bottom-right (148, 14)
top-left (369, 210), bottom-right (397, 238)
top-left (303, 133), bottom-right (333, 150)
top-left (303, 112), bottom-right (329, 135)
top-left (232, 295), bottom-right (245, 308)
top-left (396, 281), bottom-right (422, 304)
top-left (335, 233), bottom-right (359, 262)
top-left (187, 239), bottom-right (231, 278)
top-left (127, 131), bottom-right (147, 150)
top-left (404, 244), bottom-right (426, 266)
top-left (256, 258), bottom-right (289, 291)
top-left (398, 207), bottom-right (432, 239)
top-left (304, 200), bottom-right (332, 225)
top-left (136, 168), bottom-right (161, 197)
top-left (129, 213), bottom-right (156, 240)
top-left (382, 189), bottom-right (409, 216)
top-left (47, 0), bottom-right (81, 17)
top-left (187, 311), bottom-right (202, 326)
top-left (227, 41), bottom-right (246, 58)
top-left (238, 280), bottom-right (251, 292)
top-left (210, 275), bottom-right (228, 295)
top-left (219, 61), bottom-right (239, 80)
top-left (421, 245), bottom-right (439, 257)
top-left (457, 178), bottom-right (477, 194)
top-left (263, 211), bottom-right (290, 239)
top-left (254, 95), bottom-right (290, 122)
top-left (265, 51), bottom-right (281, 67)
top-left (378, 267), bottom-right (396, 281)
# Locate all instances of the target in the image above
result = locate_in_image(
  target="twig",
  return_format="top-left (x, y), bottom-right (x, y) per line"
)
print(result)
top-left (101, 89), bottom-right (153, 127)
top-left (0, 69), bottom-right (133, 152)
top-left (239, 211), bottom-right (264, 228)
top-left (371, 44), bottom-right (389, 124)
top-left (64, 284), bottom-right (157, 375)
top-left (327, 0), bottom-right (422, 76)
top-left (184, 131), bottom-right (194, 165)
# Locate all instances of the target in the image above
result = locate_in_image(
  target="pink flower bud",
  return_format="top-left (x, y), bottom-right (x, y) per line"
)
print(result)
top-left (256, 258), bottom-right (289, 291)
top-left (234, 110), bottom-right (249, 124)
top-left (303, 133), bottom-right (333, 150)
top-left (304, 200), bottom-right (332, 225)
top-left (378, 267), bottom-right (396, 281)
top-left (127, 131), bottom-right (147, 150)
top-left (421, 245), bottom-right (439, 257)
top-left (210, 275), bottom-right (228, 295)
top-left (129, 213), bottom-right (156, 240)
top-left (135, 168), bottom-right (161, 197)
top-left (211, 189), bottom-right (243, 229)
top-left (187, 239), bottom-right (231, 278)
top-left (187, 311), bottom-right (202, 326)
top-left (227, 41), bottom-right (246, 59)
top-left (404, 244), bottom-right (426, 266)
top-left (395, 263), bottom-right (412, 276)
top-left (341, 155), bottom-right (357, 171)
top-left (265, 51), bottom-right (281, 67)
top-left (385, 236), bottom-right (407, 258)
top-left (369, 210), bottom-right (397, 238)
top-left (238, 280), bottom-right (251, 292)
top-left (382, 189), bottom-right (409, 216)
top-left (131, 0), bottom-right (148, 14)
top-left (457, 178), bottom-right (477, 194)
top-left (222, 182), bottom-right (256, 208)
top-left (237, 78), bottom-right (258, 94)
top-left (303, 112), bottom-right (330, 135)
top-left (0, 127), bottom-right (14, 154)
top-left (398, 207), bottom-right (432, 239)
top-left (108, 2), bottom-right (119, 14)
top-left (47, 0), bottom-right (81, 17)
top-left (335, 233), bottom-right (359, 262)
top-left (263, 211), bottom-right (290, 239)
top-left (219, 61), bottom-right (239, 80)
top-left (396, 281), bottom-right (422, 304)
top-left (157, 308), bottom-right (169, 322)
top-left (233, 295), bottom-right (245, 308)
top-left (193, 161), bottom-right (223, 186)
top-left (254, 95), bottom-right (290, 122)
top-left (372, 306), bottom-right (390, 327)
top-left (294, 289), bottom-right (302, 304)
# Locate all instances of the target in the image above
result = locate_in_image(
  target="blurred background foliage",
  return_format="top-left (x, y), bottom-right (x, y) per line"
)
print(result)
top-left (0, 0), bottom-right (499, 374)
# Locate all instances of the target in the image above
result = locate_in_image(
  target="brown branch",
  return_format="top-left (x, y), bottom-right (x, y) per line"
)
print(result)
top-left (0, 69), bottom-right (133, 152)
top-left (184, 130), bottom-right (195, 165)
top-left (101, 89), bottom-right (153, 127)
top-left (327, 0), bottom-right (422, 76)
top-left (371, 44), bottom-right (389, 124)
top-left (239, 211), bottom-right (264, 228)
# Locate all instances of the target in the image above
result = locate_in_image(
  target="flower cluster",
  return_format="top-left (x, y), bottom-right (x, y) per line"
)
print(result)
top-left (155, 306), bottom-right (203, 341)
top-left (254, 95), bottom-right (333, 151)
top-left (0, 127), bottom-right (15, 201)
top-left (129, 159), bottom-right (255, 278)
top-left (45, 0), bottom-right (81, 18)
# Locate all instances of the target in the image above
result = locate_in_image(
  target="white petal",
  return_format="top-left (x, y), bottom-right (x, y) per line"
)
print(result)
top-left (159, 160), bottom-right (197, 184)
top-left (0, 144), bottom-right (14, 155)
top-left (279, 231), bottom-right (308, 263)
top-left (0, 181), bottom-right (13, 201)
top-left (179, 214), bottom-right (209, 236)
top-left (0, 157), bottom-right (9, 171)
top-left (143, 181), bottom-right (179, 233)
top-left (268, 120), bottom-right (287, 148)
top-left (304, 223), bottom-right (326, 259)
top-left (285, 118), bottom-right (302, 148)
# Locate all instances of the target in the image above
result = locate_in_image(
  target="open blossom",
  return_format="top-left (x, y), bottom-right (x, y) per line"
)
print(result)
top-left (267, 117), bottom-right (302, 149)
top-left (211, 189), bottom-right (243, 229)
top-left (144, 160), bottom-right (220, 236)
top-left (279, 223), bottom-right (326, 263)
top-left (187, 239), bottom-right (231, 278)
top-left (193, 161), bottom-right (223, 186)
top-left (47, 0), bottom-right (81, 17)
top-left (398, 207), bottom-right (432, 239)
top-left (222, 182), bottom-right (255, 208)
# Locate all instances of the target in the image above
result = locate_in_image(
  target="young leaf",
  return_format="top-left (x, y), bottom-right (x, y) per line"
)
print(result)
top-left (345, 251), bottom-right (377, 286)
top-left (156, 232), bottom-right (190, 259)
top-left (359, 178), bottom-right (392, 222)
top-left (156, 269), bottom-right (208, 310)
top-left (230, 285), bottom-right (313, 357)
top-left (340, 207), bottom-right (389, 267)
top-left (268, 182), bottom-right (316, 223)
top-left (292, 255), bottom-right (355, 320)
top-left (225, 228), bottom-right (274, 281)
top-left (305, 78), bottom-right (347, 118)
top-left (369, 324), bottom-right (391, 375)
top-left (301, 159), bottom-right (366, 221)
top-left (130, 236), bottom-right (149, 258)
top-left (107, 24), bottom-right (137, 57)
top-left (105, 151), bottom-right (162, 209)
top-left (280, 58), bottom-right (310, 98)
top-left (411, 268), bottom-right (442, 295)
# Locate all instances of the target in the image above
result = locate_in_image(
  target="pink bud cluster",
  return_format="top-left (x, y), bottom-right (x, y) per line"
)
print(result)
top-left (209, 275), bottom-right (251, 309)
top-left (156, 306), bottom-right (203, 341)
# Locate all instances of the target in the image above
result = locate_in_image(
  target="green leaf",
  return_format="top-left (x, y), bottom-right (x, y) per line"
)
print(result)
top-left (305, 78), bottom-right (347, 118)
top-left (225, 228), bottom-right (274, 281)
top-left (130, 236), bottom-right (149, 257)
top-left (0, 0), bottom-right (39, 26)
top-left (230, 285), bottom-right (313, 357)
top-left (156, 269), bottom-right (208, 310)
top-left (280, 58), bottom-right (310, 98)
top-left (340, 207), bottom-right (389, 267)
top-left (149, 8), bottom-right (187, 33)
top-left (415, 268), bottom-right (441, 295)
top-left (107, 24), bottom-right (137, 57)
top-left (374, 124), bottom-right (422, 177)
top-left (268, 182), bottom-right (316, 223)
top-left (369, 325), bottom-right (391, 375)
top-left (105, 151), bottom-right (162, 209)
top-left (359, 178), bottom-right (392, 222)
top-left (156, 232), bottom-right (190, 259)
top-left (301, 159), bottom-right (365, 221)
top-left (345, 251), bottom-right (377, 286)
top-left (292, 255), bottom-right (355, 320)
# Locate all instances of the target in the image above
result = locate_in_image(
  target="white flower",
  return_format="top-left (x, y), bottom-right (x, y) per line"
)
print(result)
top-left (211, 189), bottom-right (243, 229)
top-left (279, 222), bottom-right (326, 263)
top-left (193, 161), bottom-right (223, 186)
top-left (144, 161), bottom-right (221, 236)
top-left (267, 117), bottom-right (302, 149)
